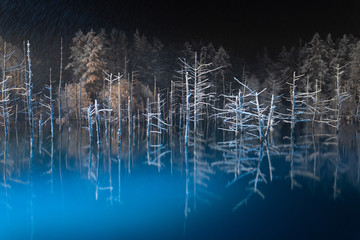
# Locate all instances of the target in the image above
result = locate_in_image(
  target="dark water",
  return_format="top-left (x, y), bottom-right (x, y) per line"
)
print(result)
top-left (0, 123), bottom-right (360, 240)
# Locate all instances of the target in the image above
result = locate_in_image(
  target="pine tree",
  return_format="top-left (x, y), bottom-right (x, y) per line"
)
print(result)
top-left (213, 46), bottom-right (231, 95)
top-left (349, 40), bottom-right (360, 115)
top-left (109, 28), bottom-right (128, 75)
top-left (263, 52), bottom-right (283, 107)
top-left (199, 43), bottom-right (216, 64)
top-left (98, 28), bottom-right (111, 71)
top-left (301, 33), bottom-right (329, 98)
top-left (66, 29), bottom-right (87, 83)
top-left (324, 33), bottom-right (336, 98)
top-left (82, 29), bottom-right (108, 100)
top-left (335, 35), bottom-right (354, 91)
top-left (149, 37), bottom-right (166, 89)
top-left (132, 30), bottom-right (151, 85)
top-left (180, 41), bottom-right (195, 63)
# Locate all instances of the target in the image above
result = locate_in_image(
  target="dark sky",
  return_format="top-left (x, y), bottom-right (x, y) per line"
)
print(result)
top-left (1, 0), bottom-right (360, 56)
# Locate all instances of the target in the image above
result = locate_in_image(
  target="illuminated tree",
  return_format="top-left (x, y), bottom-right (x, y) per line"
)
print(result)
top-left (82, 29), bottom-right (108, 100)
top-left (66, 30), bottom-right (87, 83)
top-left (301, 33), bottom-right (329, 98)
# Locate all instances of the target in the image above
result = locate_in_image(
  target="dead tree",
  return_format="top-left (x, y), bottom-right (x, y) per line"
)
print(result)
top-left (39, 68), bottom-right (55, 139)
top-left (143, 95), bottom-right (171, 170)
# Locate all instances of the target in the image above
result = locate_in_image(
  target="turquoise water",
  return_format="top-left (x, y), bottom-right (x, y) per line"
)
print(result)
top-left (0, 123), bottom-right (360, 239)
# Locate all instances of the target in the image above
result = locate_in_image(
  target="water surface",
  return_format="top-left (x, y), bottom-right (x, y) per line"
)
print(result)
top-left (0, 123), bottom-right (360, 239)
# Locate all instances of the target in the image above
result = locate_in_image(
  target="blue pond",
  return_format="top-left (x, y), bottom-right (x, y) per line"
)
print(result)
top-left (0, 123), bottom-right (360, 240)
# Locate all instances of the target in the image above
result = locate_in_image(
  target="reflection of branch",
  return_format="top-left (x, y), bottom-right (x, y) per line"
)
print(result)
top-left (146, 150), bottom-right (171, 168)
top-left (212, 78), bottom-right (283, 210)
top-left (226, 170), bottom-right (256, 188)
top-left (266, 144), bottom-right (273, 182)
top-left (232, 191), bottom-right (253, 212)
top-left (145, 94), bottom-right (170, 170)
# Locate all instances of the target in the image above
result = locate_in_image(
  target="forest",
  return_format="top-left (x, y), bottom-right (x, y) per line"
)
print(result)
top-left (3, 26), bottom-right (360, 240)
top-left (4, 0), bottom-right (360, 238)
top-left (0, 29), bottom-right (360, 137)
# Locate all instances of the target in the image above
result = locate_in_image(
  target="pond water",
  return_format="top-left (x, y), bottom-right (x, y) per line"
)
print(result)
top-left (0, 122), bottom-right (360, 239)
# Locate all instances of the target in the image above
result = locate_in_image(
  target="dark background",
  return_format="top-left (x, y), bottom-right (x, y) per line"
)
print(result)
top-left (1, 0), bottom-right (360, 57)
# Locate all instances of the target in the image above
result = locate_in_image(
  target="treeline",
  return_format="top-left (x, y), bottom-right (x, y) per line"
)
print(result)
top-left (64, 28), bottom-right (231, 113)
top-left (57, 30), bottom-right (360, 119)
top-left (255, 33), bottom-right (360, 116)
top-left (1, 29), bottom-right (360, 131)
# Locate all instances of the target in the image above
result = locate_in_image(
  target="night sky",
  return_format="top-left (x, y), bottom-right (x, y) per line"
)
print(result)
top-left (1, 0), bottom-right (360, 56)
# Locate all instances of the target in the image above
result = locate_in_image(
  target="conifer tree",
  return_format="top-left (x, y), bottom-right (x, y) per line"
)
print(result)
top-left (301, 33), bottom-right (329, 98)
top-left (335, 35), bottom-right (353, 89)
top-left (349, 40), bottom-right (360, 114)
top-left (132, 30), bottom-right (151, 85)
top-left (109, 28), bottom-right (128, 75)
top-left (149, 37), bottom-right (166, 89)
top-left (66, 30), bottom-right (87, 83)
top-left (82, 29), bottom-right (108, 100)
top-left (213, 46), bottom-right (231, 92)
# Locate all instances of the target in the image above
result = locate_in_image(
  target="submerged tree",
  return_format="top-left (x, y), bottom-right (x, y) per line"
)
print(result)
top-left (39, 68), bottom-right (55, 139)
top-left (26, 41), bottom-right (34, 142)
top-left (58, 38), bottom-right (63, 132)
top-left (58, 83), bottom-right (91, 122)
top-left (178, 53), bottom-right (222, 142)
top-left (322, 65), bottom-right (350, 132)
top-left (0, 41), bottom-right (24, 137)
top-left (144, 95), bottom-right (171, 170)
top-left (212, 78), bottom-right (280, 211)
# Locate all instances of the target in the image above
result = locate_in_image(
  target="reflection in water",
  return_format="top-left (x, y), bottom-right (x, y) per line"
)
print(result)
top-left (0, 122), bottom-right (360, 238)
top-left (1, 138), bottom-right (9, 221)
top-left (116, 140), bottom-right (122, 204)
top-left (144, 95), bottom-right (171, 171)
